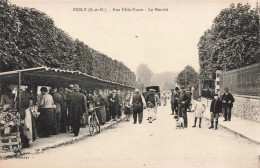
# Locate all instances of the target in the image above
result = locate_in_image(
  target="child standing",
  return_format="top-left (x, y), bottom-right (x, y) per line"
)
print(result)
top-left (209, 94), bottom-right (222, 130)
top-left (192, 96), bottom-right (206, 128)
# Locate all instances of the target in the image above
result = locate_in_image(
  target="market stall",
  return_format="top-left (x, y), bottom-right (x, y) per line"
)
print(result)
top-left (0, 66), bottom-right (134, 153)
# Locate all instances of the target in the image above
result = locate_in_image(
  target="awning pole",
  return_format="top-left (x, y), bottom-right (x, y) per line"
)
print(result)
top-left (18, 71), bottom-right (21, 111)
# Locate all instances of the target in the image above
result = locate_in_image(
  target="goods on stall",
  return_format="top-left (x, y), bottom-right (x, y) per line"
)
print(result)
top-left (0, 112), bottom-right (21, 153)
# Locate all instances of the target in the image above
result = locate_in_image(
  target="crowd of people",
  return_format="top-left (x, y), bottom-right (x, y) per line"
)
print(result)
top-left (169, 86), bottom-right (235, 130)
top-left (0, 83), bottom-right (235, 149)
top-left (0, 84), bottom-right (135, 148)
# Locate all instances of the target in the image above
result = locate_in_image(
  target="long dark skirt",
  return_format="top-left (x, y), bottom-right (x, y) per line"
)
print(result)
top-left (38, 108), bottom-right (52, 137)
top-left (96, 106), bottom-right (106, 124)
top-left (124, 107), bottom-right (131, 115)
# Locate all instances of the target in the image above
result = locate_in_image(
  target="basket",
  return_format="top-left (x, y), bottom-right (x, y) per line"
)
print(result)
top-left (0, 126), bottom-right (21, 153)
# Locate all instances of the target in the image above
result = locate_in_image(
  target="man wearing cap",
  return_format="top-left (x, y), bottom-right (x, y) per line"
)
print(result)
top-left (171, 87), bottom-right (180, 115)
top-left (130, 89), bottom-right (146, 124)
top-left (68, 84), bottom-right (87, 136)
top-left (221, 87), bottom-right (235, 121)
top-left (178, 86), bottom-right (191, 127)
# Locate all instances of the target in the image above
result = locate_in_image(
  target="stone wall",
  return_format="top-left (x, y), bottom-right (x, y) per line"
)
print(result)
top-left (232, 94), bottom-right (260, 123)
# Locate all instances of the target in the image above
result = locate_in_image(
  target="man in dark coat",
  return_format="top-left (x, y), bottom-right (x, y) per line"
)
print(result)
top-left (109, 90), bottom-right (119, 121)
top-left (130, 89), bottom-right (146, 124)
top-left (66, 84), bottom-right (74, 132)
top-left (178, 86), bottom-right (191, 128)
top-left (221, 87), bottom-right (235, 121)
top-left (68, 84), bottom-right (86, 136)
top-left (209, 94), bottom-right (222, 130)
top-left (117, 90), bottom-right (123, 118)
top-left (171, 87), bottom-right (180, 115)
top-left (59, 88), bottom-right (67, 133)
top-left (52, 87), bottom-right (63, 135)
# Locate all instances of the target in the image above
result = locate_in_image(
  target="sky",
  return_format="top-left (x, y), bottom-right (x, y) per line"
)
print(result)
top-left (10, 0), bottom-right (257, 74)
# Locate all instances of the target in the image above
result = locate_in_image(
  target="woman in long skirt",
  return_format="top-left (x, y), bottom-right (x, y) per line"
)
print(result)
top-left (94, 90), bottom-right (107, 125)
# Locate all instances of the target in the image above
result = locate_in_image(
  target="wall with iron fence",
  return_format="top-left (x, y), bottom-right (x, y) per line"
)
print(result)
top-left (220, 63), bottom-right (260, 96)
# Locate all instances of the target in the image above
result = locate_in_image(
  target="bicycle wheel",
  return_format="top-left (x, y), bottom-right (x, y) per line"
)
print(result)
top-left (89, 117), bottom-right (94, 136)
top-left (94, 117), bottom-right (101, 133)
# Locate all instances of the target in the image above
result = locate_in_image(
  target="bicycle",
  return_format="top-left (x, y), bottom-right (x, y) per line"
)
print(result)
top-left (88, 105), bottom-right (101, 136)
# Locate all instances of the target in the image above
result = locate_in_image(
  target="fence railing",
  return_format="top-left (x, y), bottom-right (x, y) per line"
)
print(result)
top-left (220, 63), bottom-right (260, 96)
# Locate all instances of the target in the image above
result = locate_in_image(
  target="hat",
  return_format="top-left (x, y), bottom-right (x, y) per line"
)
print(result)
top-left (69, 84), bottom-right (74, 88)
top-left (225, 87), bottom-right (229, 91)
top-left (73, 84), bottom-right (80, 90)
top-left (214, 93), bottom-right (218, 97)
top-left (134, 89), bottom-right (140, 92)
top-left (175, 87), bottom-right (179, 90)
top-left (112, 90), bottom-right (117, 93)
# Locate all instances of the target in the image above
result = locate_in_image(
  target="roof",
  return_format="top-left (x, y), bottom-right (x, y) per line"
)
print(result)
top-left (0, 67), bottom-right (134, 89)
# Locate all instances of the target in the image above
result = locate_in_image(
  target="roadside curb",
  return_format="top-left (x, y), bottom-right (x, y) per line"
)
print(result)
top-left (0, 117), bottom-right (126, 159)
top-left (203, 116), bottom-right (260, 146)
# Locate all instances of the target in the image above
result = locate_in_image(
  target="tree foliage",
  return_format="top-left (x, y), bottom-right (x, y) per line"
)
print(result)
top-left (0, 1), bottom-right (136, 86)
top-left (136, 63), bottom-right (153, 87)
top-left (198, 3), bottom-right (260, 88)
top-left (176, 65), bottom-right (199, 89)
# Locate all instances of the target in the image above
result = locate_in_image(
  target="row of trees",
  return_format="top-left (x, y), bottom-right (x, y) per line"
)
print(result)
top-left (198, 3), bottom-right (260, 88)
top-left (0, 1), bottom-right (136, 86)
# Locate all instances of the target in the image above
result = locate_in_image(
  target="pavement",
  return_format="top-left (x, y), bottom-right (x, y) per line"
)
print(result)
top-left (1, 98), bottom-right (260, 160)
top-left (0, 115), bottom-right (126, 159)
top-left (1, 103), bottom-right (258, 168)
top-left (199, 97), bottom-right (260, 145)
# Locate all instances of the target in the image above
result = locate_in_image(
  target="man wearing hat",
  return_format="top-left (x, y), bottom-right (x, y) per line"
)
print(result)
top-left (67, 84), bottom-right (87, 136)
top-left (66, 84), bottom-right (74, 132)
top-left (178, 86), bottom-right (191, 128)
top-left (171, 87), bottom-right (180, 115)
top-left (221, 87), bottom-right (235, 121)
top-left (130, 89), bottom-right (146, 124)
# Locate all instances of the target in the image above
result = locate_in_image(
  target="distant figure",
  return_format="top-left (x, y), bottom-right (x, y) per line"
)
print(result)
top-left (161, 92), bottom-right (167, 106)
top-left (221, 87), bottom-right (235, 122)
top-left (171, 87), bottom-right (180, 115)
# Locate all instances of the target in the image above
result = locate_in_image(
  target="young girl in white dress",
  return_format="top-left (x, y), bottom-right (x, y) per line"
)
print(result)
top-left (192, 96), bottom-right (206, 128)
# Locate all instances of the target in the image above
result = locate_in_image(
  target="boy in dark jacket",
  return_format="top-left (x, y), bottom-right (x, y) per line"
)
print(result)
top-left (209, 94), bottom-right (222, 130)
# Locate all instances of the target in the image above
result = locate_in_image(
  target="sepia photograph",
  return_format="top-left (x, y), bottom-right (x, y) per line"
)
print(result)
top-left (0, 0), bottom-right (259, 167)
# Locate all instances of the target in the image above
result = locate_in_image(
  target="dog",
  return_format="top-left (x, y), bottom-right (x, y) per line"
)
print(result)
top-left (174, 115), bottom-right (184, 129)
